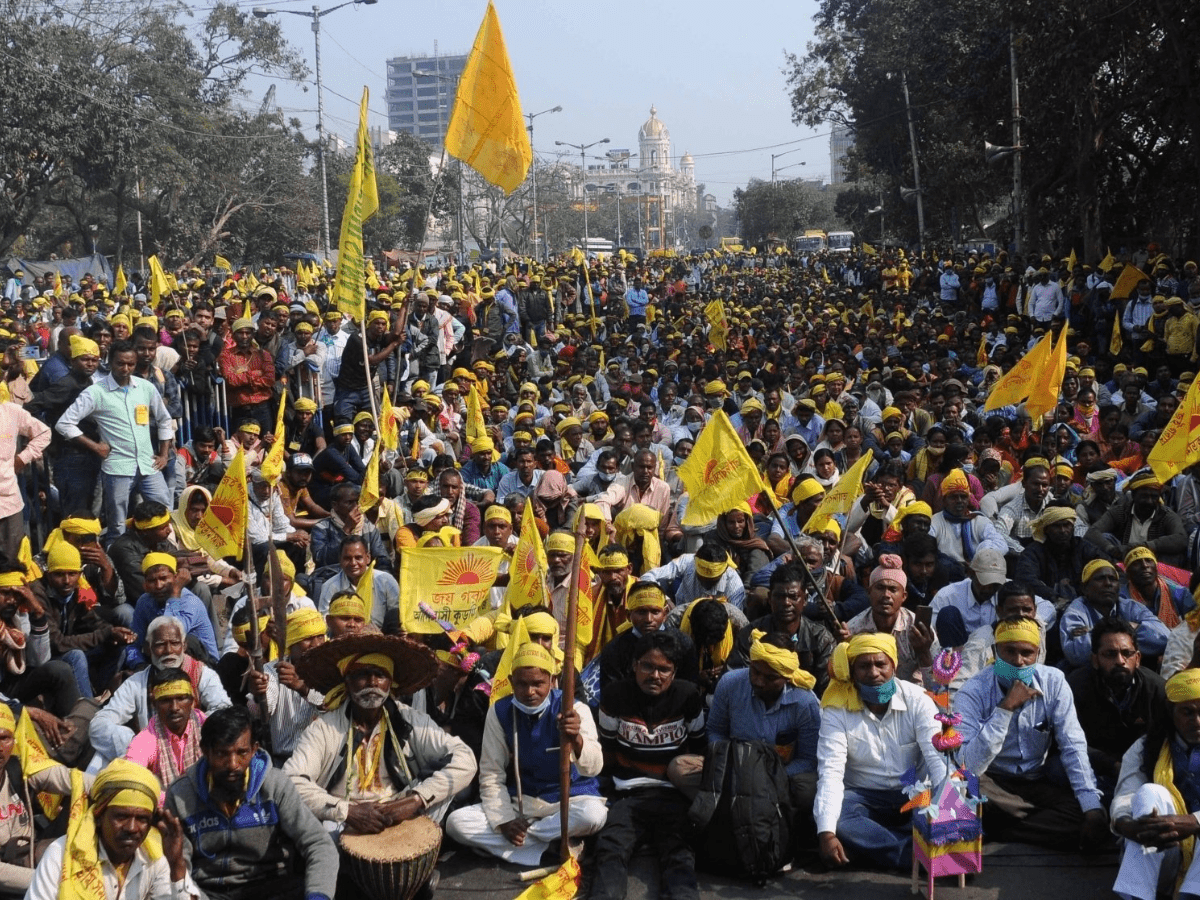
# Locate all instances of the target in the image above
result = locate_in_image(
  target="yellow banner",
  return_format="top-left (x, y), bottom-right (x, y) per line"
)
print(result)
top-left (379, 386), bottom-right (399, 452)
top-left (678, 410), bottom-right (766, 526)
top-left (1148, 375), bottom-right (1200, 483)
top-left (1099, 247), bottom-right (1116, 272)
top-left (808, 449), bottom-right (874, 523)
top-left (194, 448), bottom-right (247, 560)
top-left (704, 299), bottom-right (728, 350)
top-left (444, 1), bottom-right (532, 194)
top-left (334, 87), bottom-right (380, 322)
top-left (1024, 326), bottom-right (1069, 422)
top-left (259, 391), bottom-right (287, 486)
top-left (400, 546), bottom-right (504, 633)
top-left (505, 498), bottom-right (550, 608)
top-left (983, 332), bottom-right (1053, 412)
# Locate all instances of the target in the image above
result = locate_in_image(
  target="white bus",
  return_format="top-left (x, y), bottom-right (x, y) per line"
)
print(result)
top-left (827, 231), bottom-right (855, 253)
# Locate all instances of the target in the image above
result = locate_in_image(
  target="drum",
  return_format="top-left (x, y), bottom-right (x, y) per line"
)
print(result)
top-left (340, 816), bottom-right (442, 900)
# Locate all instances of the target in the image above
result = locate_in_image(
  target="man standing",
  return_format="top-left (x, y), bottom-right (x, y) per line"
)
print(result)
top-left (57, 340), bottom-right (174, 544)
top-left (218, 318), bottom-right (275, 434)
top-left (0, 396), bottom-right (49, 566)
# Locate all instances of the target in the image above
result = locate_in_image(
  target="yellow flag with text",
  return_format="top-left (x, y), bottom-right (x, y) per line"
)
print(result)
top-left (194, 448), bottom-right (247, 561)
top-left (258, 392), bottom-right (288, 487)
top-left (983, 332), bottom-right (1053, 411)
top-left (444, 1), bottom-right (532, 194)
top-left (147, 255), bottom-right (171, 305)
top-left (704, 299), bottom-right (729, 350)
top-left (505, 498), bottom-right (550, 609)
top-left (15, 708), bottom-right (64, 818)
top-left (1025, 327), bottom-right (1069, 422)
top-left (400, 546), bottom-right (504, 633)
top-left (809, 450), bottom-right (874, 523)
top-left (512, 857), bottom-right (581, 900)
top-left (489, 615), bottom-right (531, 705)
top-left (1148, 376), bottom-right (1200, 483)
top-left (678, 410), bottom-right (766, 526)
top-left (334, 87), bottom-right (379, 322)
top-left (379, 386), bottom-right (399, 451)
top-left (113, 265), bottom-right (126, 297)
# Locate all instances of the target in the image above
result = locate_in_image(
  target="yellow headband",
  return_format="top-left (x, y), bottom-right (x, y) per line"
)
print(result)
top-left (595, 548), bottom-right (630, 570)
top-left (238, 422), bottom-right (261, 435)
top-left (1126, 470), bottom-right (1162, 492)
top-left (626, 583), bottom-right (667, 610)
top-left (694, 554), bottom-right (731, 580)
top-left (1124, 546), bottom-right (1157, 567)
top-left (61, 517), bottom-right (102, 536)
top-left (545, 533), bottom-right (575, 554)
top-left (141, 552), bottom-right (177, 574)
top-left (338, 651), bottom-right (394, 678)
top-left (512, 641), bottom-right (557, 674)
top-left (749, 630), bottom-right (816, 690)
top-left (993, 618), bottom-right (1042, 646)
top-left (327, 595), bottom-right (366, 619)
top-left (791, 479), bottom-right (825, 505)
top-left (1167, 669), bottom-right (1200, 704)
top-left (1053, 464), bottom-right (1074, 478)
top-left (151, 679), bottom-right (194, 701)
top-left (405, 468), bottom-right (431, 483)
top-left (0, 572), bottom-right (23, 589)
top-left (233, 614), bottom-right (269, 645)
top-left (1023, 456), bottom-right (1051, 472)
top-left (134, 511), bottom-right (171, 530)
top-left (286, 608), bottom-right (327, 650)
top-left (822, 634), bottom-right (900, 711)
top-left (483, 505), bottom-right (512, 525)
top-left (1082, 559), bottom-right (1117, 583)
top-left (333, 423), bottom-right (354, 436)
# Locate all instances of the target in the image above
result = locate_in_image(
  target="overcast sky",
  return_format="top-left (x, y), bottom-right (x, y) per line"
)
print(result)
top-left (231, 0), bottom-right (828, 205)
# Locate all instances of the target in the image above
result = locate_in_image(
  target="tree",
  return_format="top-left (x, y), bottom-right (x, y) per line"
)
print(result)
top-left (733, 179), bottom-right (842, 247)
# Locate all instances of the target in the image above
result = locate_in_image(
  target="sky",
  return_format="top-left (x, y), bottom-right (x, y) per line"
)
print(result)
top-left (228, 0), bottom-right (829, 206)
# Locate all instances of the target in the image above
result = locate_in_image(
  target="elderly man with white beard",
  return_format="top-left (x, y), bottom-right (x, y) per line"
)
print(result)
top-left (89, 615), bottom-right (232, 763)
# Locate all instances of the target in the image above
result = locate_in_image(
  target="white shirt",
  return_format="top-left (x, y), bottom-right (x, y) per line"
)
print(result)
top-left (814, 679), bottom-right (949, 834)
top-left (25, 835), bottom-right (190, 900)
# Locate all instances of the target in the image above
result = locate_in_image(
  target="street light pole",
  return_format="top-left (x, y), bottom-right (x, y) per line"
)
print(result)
top-left (900, 71), bottom-right (926, 253)
top-left (253, 0), bottom-right (377, 261)
top-left (525, 105), bottom-right (562, 261)
top-left (555, 137), bottom-right (609, 250)
top-left (416, 68), bottom-right (470, 264)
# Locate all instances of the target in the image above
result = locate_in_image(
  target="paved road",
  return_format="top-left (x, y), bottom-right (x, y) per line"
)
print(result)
top-left (436, 841), bottom-right (1119, 900)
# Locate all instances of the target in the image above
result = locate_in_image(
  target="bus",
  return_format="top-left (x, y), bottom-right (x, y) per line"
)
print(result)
top-left (827, 230), bottom-right (855, 253)
top-left (791, 230), bottom-right (827, 253)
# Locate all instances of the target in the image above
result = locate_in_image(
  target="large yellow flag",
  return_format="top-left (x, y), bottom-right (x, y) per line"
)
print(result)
top-left (1110, 263), bottom-right (1146, 301)
top-left (1099, 247), bottom-right (1116, 272)
top-left (465, 384), bottom-right (487, 445)
top-left (1110, 312), bottom-right (1123, 356)
top-left (194, 448), bottom-right (247, 560)
top-left (379, 386), bottom-right (399, 451)
top-left (214, 255), bottom-right (232, 273)
top-left (399, 546), bottom-right (504, 633)
top-left (983, 332), bottom-right (1054, 411)
top-left (113, 265), bottom-right (127, 297)
top-left (1024, 326), bottom-right (1069, 422)
top-left (490, 615), bottom-right (531, 705)
top-left (506, 498), bottom-right (550, 608)
top-left (359, 450), bottom-right (380, 513)
top-left (808, 450), bottom-right (875, 523)
top-left (14, 708), bottom-right (65, 817)
top-left (259, 392), bottom-right (288, 486)
top-left (704, 299), bottom-right (729, 350)
top-left (1148, 376), bottom-right (1200, 483)
top-left (444, 1), bottom-right (532, 194)
top-left (147, 255), bottom-right (171, 305)
top-left (862, 242), bottom-right (877, 256)
top-left (678, 410), bottom-right (767, 526)
top-left (333, 87), bottom-right (379, 322)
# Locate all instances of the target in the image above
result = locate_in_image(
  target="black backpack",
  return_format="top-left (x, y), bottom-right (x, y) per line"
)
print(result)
top-left (688, 739), bottom-right (794, 885)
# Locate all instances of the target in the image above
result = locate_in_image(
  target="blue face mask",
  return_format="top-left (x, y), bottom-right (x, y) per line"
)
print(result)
top-left (857, 678), bottom-right (897, 706)
top-left (994, 657), bottom-right (1036, 687)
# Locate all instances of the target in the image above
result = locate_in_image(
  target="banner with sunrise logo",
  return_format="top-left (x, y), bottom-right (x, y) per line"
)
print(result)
top-left (678, 409), bottom-right (767, 526)
top-left (399, 546), bottom-right (505, 633)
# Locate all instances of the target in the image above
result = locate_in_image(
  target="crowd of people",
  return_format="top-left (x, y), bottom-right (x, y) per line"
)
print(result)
top-left (0, 241), bottom-right (1196, 900)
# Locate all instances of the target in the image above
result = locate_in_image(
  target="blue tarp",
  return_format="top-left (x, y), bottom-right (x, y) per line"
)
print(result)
top-left (2, 253), bottom-right (115, 290)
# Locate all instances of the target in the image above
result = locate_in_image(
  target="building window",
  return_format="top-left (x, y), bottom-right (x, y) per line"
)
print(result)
top-left (650, 150), bottom-right (658, 166)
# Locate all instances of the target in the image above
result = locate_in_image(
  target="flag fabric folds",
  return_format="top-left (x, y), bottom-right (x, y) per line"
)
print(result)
top-left (983, 332), bottom-right (1053, 412)
top-left (704, 299), bottom-right (729, 350)
top-left (147, 255), bottom-right (171, 305)
top-left (677, 410), bottom-right (766, 526)
top-left (1110, 263), bottom-right (1146, 301)
top-left (333, 87), bottom-right (380, 322)
top-left (808, 450), bottom-right (875, 523)
top-left (214, 255), bottom-right (232, 273)
top-left (444, 1), bottom-right (532, 194)
top-left (399, 546), bottom-right (504, 633)
top-left (1024, 326), bottom-right (1069, 422)
top-left (379, 386), bottom-right (399, 452)
top-left (258, 392), bottom-right (287, 487)
top-left (1148, 376), bottom-right (1200, 483)
top-left (512, 858), bottom-right (581, 900)
top-left (505, 498), bottom-right (550, 608)
top-left (193, 448), bottom-right (248, 560)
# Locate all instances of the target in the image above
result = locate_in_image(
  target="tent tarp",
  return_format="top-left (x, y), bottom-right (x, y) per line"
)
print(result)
top-left (2, 254), bottom-right (115, 290)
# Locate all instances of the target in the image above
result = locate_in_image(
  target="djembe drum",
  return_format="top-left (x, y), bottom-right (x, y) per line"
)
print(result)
top-left (340, 816), bottom-right (442, 900)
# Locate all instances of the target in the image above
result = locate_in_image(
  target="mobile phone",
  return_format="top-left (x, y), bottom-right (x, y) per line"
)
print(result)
top-left (915, 606), bottom-right (934, 629)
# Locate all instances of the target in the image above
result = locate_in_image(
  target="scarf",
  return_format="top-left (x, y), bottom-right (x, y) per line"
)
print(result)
top-left (940, 509), bottom-right (978, 561)
top-left (449, 488), bottom-right (468, 531)
top-left (714, 508), bottom-right (770, 558)
top-left (171, 485), bottom-right (212, 553)
top-left (1130, 576), bottom-right (1180, 629)
top-left (150, 711), bottom-right (204, 786)
top-left (1156, 740), bottom-right (1196, 885)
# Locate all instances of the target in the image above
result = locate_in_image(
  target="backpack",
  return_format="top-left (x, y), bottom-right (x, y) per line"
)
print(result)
top-left (688, 739), bottom-right (794, 885)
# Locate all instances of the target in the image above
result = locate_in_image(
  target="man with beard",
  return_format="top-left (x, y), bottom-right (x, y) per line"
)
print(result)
top-left (284, 634), bottom-right (476, 846)
top-left (1067, 618), bottom-right (1166, 804)
top-left (166, 704), bottom-right (338, 900)
top-left (1016, 506), bottom-right (1099, 605)
top-left (90, 615), bottom-right (231, 763)
top-left (841, 555), bottom-right (935, 684)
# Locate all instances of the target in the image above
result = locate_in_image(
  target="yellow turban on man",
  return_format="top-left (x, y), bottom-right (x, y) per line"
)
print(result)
top-left (822, 634), bottom-right (899, 711)
top-left (940, 468), bottom-right (971, 496)
top-left (1166, 669), bottom-right (1200, 704)
top-left (993, 618), bottom-right (1042, 646)
top-left (749, 630), bottom-right (816, 690)
top-left (286, 608), bottom-right (327, 651)
top-left (69, 334), bottom-right (100, 359)
top-left (512, 642), bottom-right (558, 675)
top-left (1030, 506), bottom-right (1076, 543)
top-left (614, 505), bottom-right (661, 571)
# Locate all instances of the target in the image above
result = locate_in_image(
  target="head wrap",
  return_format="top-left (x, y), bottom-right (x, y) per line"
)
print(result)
top-left (285, 608), bottom-right (327, 651)
top-left (1053, 463), bottom-right (1074, 478)
top-left (69, 334), bottom-right (100, 359)
top-left (231, 317), bottom-right (254, 332)
top-left (1022, 456), bottom-right (1051, 473)
top-left (404, 468), bottom-right (430, 483)
top-left (740, 398), bottom-right (765, 415)
top-left (238, 422), bottom-right (261, 435)
top-left (512, 642), bottom-right (557, 675)
top-left (46, 543), bottom-right (82, 573)
top-left (293, 398), bottom-right (318, 413)
top-left (1031, 506), bottom-right (1076, 542)
top-left (1086, 468), bottom-right (1119, 483)
top-left (233, 614), bottom-right (269, 646)
top-left (613, 505), bottom-right (662, 570)
top-left (0, 704), bottom-right (15, 734)
top-left (133, 509), bottom-right (171, 530)
top-left (338, 651), bottom-right (395, 679)
top-left (483, 505), bottom-right (512, 525)
top-left (0, 572), bottom-right (24, 589)
top-left (869, 553), bottom-right (907, 589)
top-left (892, 501), bottom-right (932, 530)
top-left (522, 612), bottom-right (559, 637)
top-left (545, 532), bottom-right (575, 554)
top-left (694, 552), bottom-right (731, 580)
top-left (791, 478), bottom-right (825, 505)
top-left (141, 552), bottom-right (177, 574)
top-left (749, 630), bottom-right (816, 690)
top-left (1166, 670), bottom-right (1200, 704)
top-left (881, 406), bottom-right (902, 421)
top-left (332, 423), bottom-right (354, 436)
top-left (413, 498), bottom-right (451, 527)
top-left (678, 600), bottom-right (734, 668)
top-left (90, 759), bottom-right (161, 814)
top-left (993, 618), bottom-right (1042, 646)
top-left (626, 583), bottom-right (667, 610)
top-left (595, 547), bottom-right (631, 570)
top-left (1082, 559), bottom-right (1118, 583)
top-left (61, 517), bottom-right (102, 537)
top-left (582, 502), bottom-right (605, 522)
top-left (470, 436), bottom-right (495, 454)
top-left (822, 634), bottom-right (900, 710)
top-left (1126, 470), bottom-right (1162, 492)
top-left (327, 594), bottom-right (366, 619)
top-left (1124, 545), bottom-right (1157, 567)
top-left (353, 411), bottom-right (375, 425)
top-left (151, 675), bottom-right (194, 702)
top-left (940, 468), bottom-right (971, 496)
top-left (703, 380), bottom-right (727, 396)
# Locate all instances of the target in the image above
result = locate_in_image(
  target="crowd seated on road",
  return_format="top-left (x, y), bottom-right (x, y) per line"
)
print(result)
top-left (0, 242), bottom-right (1198, 900)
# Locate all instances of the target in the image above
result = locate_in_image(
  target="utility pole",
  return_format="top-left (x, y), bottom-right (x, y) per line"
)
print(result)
top-left (1010, 24), bottom-right (1024, 254)
top-left (900, 72), bottom-right (925, 254)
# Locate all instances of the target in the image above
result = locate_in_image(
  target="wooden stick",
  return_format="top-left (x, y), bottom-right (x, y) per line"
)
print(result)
top-left (266, 487), bottom-right (288, 660)
top-left (558, 506), bottom-right (587, 862)
top-left (766, 500), bottom-right (841, 625)
top-left (241, 530), bottom-right (266, 712)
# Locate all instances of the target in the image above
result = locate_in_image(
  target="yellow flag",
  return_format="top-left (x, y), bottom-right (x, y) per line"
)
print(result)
top-left (14, 708), bottom-right (64, 818)
top-left (113, 265), bottom-right (127, 297)
top-left (1109, 311), bottom-right (1123, 357)
top-left (465, 384), bottom-right (487, 445)
top-left (1099, 247), bottom-right (1116, 272)
top-left (357, 562), bottom-right (376, 625)
top-left (194, 448), bottom-right (248, 560)
top-left (512, 857), bottom-right (581, 900)
top-left (678, 410), bottom-right (767, 526)
top-left (506, 498), bottom-right (550, 608)
top-left (823, 267), bottom-right (832, 284)
top-left (259, 392), bottom-right (288, 487)
top-left (333, 87), bottom-right (380, 322)
top-left (379, 386), bottom-right (399, 451)
top-left (704, 299), bottom-right (728, 351)
top-left (862, 242), bottom-right (877, 256)
top-left (1148, 376), bottom-right (1200, 483)
top-left (366, 258), bottom-right (381, 291)
top-left (983, 332), bottom-right (1054, 411)
top-left (215, 255), bottom-right (232, 273)
top-left (399, 546), bottom-right (504, 633)
top-left (490, 615), bottom-right (531, 705)
top-left (1110, 263), bottom-right (1146, 301)
top-left (976, 333), bottom-right (988, 367)
top-left (808, 450), bottom-right (875, 523)
top-left (359, 450), bottom-right (380, 513)
top-left (1024, 326), bottom-right (1069, 422)
top-left (52, 270), bottom-right (62, 297)
top-left (1066, 248), bottom-right (1077, 275)
top-left (444, 1), bottom-right (532, 194)
top-left (147, 255), bottom-right (171, 305)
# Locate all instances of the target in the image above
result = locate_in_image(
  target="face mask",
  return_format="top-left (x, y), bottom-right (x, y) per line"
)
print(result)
top-left (857, 678), bottom-right (897, 705)
top-left (673, 456), bottom-right (686, 467)
top-left (993, 657), bottom-right (1036, 687)
top-left (597, 472), bottom-right (616, 484)
top-left (688, 422), bottom-right (703, 435)
top-left (513, 694), bottom-right (551, 716)
top-left (927, 445), bottom-right (945, 456)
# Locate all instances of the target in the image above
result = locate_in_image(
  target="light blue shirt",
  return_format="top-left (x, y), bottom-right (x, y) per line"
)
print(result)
top-left (496, 468), bottom-right (543, 503)
top-left (317, 569), bottom-right (400, 630)
top-left (707, 668), bottom-right (820, 776)
top-left (624, 287), bottom-right (649, 317)
top-left (929, 579), bottom-right (1058, 636)
top-left (955, 664), bottom-right (1102, 812)
top-left (57, 374), bottom-right (174, 476)
top-left (640, 555), bottom-right (745, 610)
top-left (128, 589), bottom-right (219, 666)
top-left (1057, 596), bottom-right (1170, 669)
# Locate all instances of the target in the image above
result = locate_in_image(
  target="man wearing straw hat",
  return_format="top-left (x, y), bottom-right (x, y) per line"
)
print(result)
top-left (445, 641), bottom-right (606, 866)
top-left (283, 634), bottom-right (477, 834)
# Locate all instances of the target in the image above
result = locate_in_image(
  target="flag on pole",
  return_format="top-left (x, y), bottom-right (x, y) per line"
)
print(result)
top-left (444, 1), bottom-right (532, 194)
top-left (512, 858), bottom-right (581, 900)
top-left (976, 333), bottom-right (988, 367)
top-left (704, 299), bottom-right (729, 350)
top-left (1110, 312), bottom-right (1123, 356)
top-left (147, 255), bottom-right (171, 305)
top-left (52, 270), bottom-right (62, 297)
top-left (505, 498), bottom-right (550, 609)
top-left (379, 386), bottom-right (399, 451)
top-left (215, 255), bottom-right (232, 273)
top-left (465, 384), bottom-right (487, 445)
top-left (399, 547), bottom-right (504, 633)
top-left (983, 332), bottom-right (1054, 411)
top-left (1066, 248), bottom-right (1077, 275)
top-left (258, 392), bottom-right (288, 486)
top-left (1148, 376), bottom-right (1200, 483)
top-left (489, 615), bottom-right (531, 705)
top-left (808, 450), bottom-right (875, 524)
top-left (677, 410), bottom-right (767, 526)
top-left (193, 449), bottom-right (248, 560)
top-left (113, 265), bottom-right (127, 296)
top-left (1099, 247), bottom-right (1116, 272)
top-left (333, 87), bottom-right (380, 322)
top-left (14, 708), bottom-right (66, 818)
top-left (1023, 326), bottom-right (1069, 422)
top-left (357, 562), bottom-right (376, 625)
top-left (1110, 263), bottom-right (1146, 301)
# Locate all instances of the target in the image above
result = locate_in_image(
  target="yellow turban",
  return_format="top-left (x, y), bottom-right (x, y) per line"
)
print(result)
top-left (1031, 506), bottom-right (1076, 542)
top-left (545, 532), bottom-right (575, 554)
top-left (614, 504), bottom-right (662, 570)
top-left (703, 380), bottom-right (727, 396)
top-left (0, 704), bottom-right (14, 734)
top-left (233, 614), bottom-right (269, 646)
top-left (1082, 559), bottom-right (1118, 583)
top-left (749, 630), bottom-right (816, 690)
top-left (626, 583), bottom-right (667, 610)
top-left (141, 552), bottom-right (177, 574)
top-left (90, 759), bottom-right (161, 814)
top-left (512, 642), bottom-right (557, 674)
top-left (521, 612), bottom-right (559, 637)
top-left (337, 651), bottom-right (394, 678)
top-left (286, 608), bottom-right (327, 650)
top-left (822, 634), bottom-right (899, 711)
top-left (231, 317), bottom-right (254, 332)
top-left (327, 594), bottom-right (366, 619)
top-left (136, 315), bottom-right (158, 331)
top-left (557, 416), bottom-right (582, 432)
top-left (1126, 470), bottom-right (1162, 492)
top-left (806, 515), bottom-right (841, 540)
top-left (892, 502), bottom-right (932, 529)
top-left (1124, 545), bottom-right (1157, 567)
top-left (69, 334), bottom-right (100, 359)
top-left (1022, 456), bottom-right (1051, 472)
top-left (940, 468), bottom-right (971, 496)
top-left (46, 543), bottom-right (82, 573)
top-left (61, 517), bottom-right (102, 536)
top-left (582, 503), bottom-right (605, 522)
top-left (596, 547), bottom-right (631, 570)
top-left (1166, 670), bottom-right (1200, 704)
top-left (881, 406), bottom-right (901, 421)
top-left (367, 310), bottom-right (389, 326)
top-left (791, 479), bottom-right (825, 506)
top-left (294, 398), bottom-right (318, 414)
top-left (740, 398), bottom-right (765, 415)
top-left (993, 618), bottom-right (1042, 646)
top-left (470, 436), bottom-right (495, 454)
top-left (483, 505), bottom-right (512, 525)
top-left (0, 572), bottom-right (24, 589)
